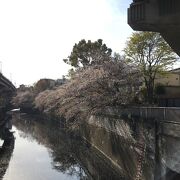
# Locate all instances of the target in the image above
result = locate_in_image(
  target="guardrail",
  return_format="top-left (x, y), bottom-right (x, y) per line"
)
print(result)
top-left (122, 107), bottom-right (180, 123)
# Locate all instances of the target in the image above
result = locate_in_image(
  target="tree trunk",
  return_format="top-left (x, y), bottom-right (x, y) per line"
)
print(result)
top-left (146, 80), bottom-right (154, 104)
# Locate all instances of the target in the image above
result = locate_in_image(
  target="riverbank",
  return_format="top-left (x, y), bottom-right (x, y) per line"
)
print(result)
top-left (11, 63), bottom-right (180, 179)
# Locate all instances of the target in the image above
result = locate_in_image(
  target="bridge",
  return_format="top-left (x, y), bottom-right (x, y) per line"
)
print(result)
top-left (0, 73), bottom-right (16, 126)
top-left (0, 73), bottom-right (16, 92)
top-left (0, 73), bottom-right (16, 107)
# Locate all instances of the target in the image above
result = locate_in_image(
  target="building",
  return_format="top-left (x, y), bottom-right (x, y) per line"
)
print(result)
top-left (155, 68), bottom-right (180, 86)
top-left (128, 0), bottom-right (180, 56)
top-left (155, 68), bottom-right (180, 106)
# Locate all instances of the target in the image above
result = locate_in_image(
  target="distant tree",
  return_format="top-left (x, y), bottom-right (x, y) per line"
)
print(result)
top-left (63, 39), bottom-right (112, 68)
top-left (12, 90), bottom-right (35, 111)
top-left (124, 32), bottom-right (178, 103)
top-left (34, 79), bottom-right (55, 93)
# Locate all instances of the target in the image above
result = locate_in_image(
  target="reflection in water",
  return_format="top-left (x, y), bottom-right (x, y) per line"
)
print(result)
top-left (2, 116), bottom-right (87, 180)
top-left (0, 130), bottom-right (15, 180)
top-left (1, 114), bottom-right (124, 180)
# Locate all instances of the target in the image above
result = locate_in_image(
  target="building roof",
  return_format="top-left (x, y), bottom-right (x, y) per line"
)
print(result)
top-left (169, 68), bottom-right (180, 74)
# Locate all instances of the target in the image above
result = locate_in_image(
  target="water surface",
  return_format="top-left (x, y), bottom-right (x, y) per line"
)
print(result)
top-left (1, 115), bottom-right (88, 180)
top-left (1, 113), bottom-right (123, 180)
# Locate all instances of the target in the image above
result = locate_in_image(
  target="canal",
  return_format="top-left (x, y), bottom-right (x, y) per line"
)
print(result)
top-left (0, 114), bottom-right (123, 180)
top-left (1, 112), bottom-right (180, 180)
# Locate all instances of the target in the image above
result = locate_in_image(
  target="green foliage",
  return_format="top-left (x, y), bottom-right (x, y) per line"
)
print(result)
top-left (124, 32), bottom-right (178, 103)
top-left (64, 39), bottom-right (112, 68)
top-left (124, 32), bottom-right (177, 71)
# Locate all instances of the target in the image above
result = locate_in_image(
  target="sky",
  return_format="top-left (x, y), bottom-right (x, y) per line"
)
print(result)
top-left (0, 0), bottom-right (133, 86)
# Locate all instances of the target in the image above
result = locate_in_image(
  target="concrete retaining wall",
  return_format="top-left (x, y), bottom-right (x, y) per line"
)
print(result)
top-left (80, 106), bottom-right (180, 180)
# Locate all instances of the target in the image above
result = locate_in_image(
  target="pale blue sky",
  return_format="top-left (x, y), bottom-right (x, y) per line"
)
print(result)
top-left (0, 0), bottom-right (133, 86)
